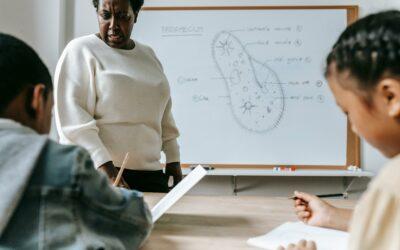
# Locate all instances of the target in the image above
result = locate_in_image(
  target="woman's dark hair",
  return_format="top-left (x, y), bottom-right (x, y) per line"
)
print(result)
top-left (326, 10), bottom-right (400, 91)
top-left (0, 33), bottom-right (52, 115)
top-left (92, 0), bottom-right (144, 13)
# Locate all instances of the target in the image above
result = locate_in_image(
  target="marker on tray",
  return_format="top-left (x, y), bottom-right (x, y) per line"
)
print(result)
top-left (273, 166), bottom-right (296, 171)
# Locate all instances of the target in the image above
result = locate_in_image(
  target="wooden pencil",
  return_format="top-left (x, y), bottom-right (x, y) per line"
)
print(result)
top-left (288, 193), bottom-right (344, 200)
top-left (113, 153), bottom-right (130, 187)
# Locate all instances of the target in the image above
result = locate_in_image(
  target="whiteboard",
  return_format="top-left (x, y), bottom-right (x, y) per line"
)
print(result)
top-left (133, 7), bottom-right (352, 167)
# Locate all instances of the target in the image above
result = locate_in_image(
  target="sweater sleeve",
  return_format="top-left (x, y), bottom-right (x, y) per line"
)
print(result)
top-left (75, 148), bottom-right (153, 247)
top-left (161, 98), bottom-right (180, 163)
top-left (348, 186), bottom-right (400, 250)
top-left (54, 42), bottom-right (112, 168)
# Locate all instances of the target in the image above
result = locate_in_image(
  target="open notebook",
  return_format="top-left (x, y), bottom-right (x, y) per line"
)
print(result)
top-left (247, 222), bottom-right (348, 250)
top-left (151, 165), bottom-right (207, 223)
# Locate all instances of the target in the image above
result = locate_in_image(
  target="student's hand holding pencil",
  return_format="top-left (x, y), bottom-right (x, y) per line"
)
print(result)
top-left (292, 191), bottom-right (336, 228)
top-left (292, 191), bottom-right (352, 231)
top-left (99, 155), bottom-right (130, 189)
top-left (113, 153), bottom-right (130, 188)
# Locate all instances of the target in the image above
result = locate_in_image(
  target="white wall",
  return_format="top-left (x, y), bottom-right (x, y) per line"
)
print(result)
top-left (64, 0), bottom-right (397, 173)
top-left (0, 0), bottom-right (63, 74)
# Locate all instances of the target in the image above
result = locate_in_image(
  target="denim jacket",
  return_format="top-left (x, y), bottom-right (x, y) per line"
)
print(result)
top-left (0, 119), bottom-right (152, 249)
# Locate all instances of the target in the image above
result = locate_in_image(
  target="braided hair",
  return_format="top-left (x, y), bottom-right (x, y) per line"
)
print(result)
top-left (92, 0), bottom-right (144, 13)
top-left (326, 10), bottom-right (400, 92)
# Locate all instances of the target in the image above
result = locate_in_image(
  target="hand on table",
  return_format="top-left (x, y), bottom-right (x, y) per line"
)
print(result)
top-left (165, 162), bottom-right (182, 189)
top-left (99, 161), bottom-right (130, 189)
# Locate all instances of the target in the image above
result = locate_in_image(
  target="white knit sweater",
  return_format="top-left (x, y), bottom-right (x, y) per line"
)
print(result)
top-left (54, 34), bottom-right (180, 170)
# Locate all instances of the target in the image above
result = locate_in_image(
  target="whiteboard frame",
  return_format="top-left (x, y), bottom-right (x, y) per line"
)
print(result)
top-left (141, 5), bottom-right (360, 170)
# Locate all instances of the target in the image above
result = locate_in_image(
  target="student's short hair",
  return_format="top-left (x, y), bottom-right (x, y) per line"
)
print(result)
top-left (326, 10), bottom-right (400, 92)
top-left (92, 0), bottom-right (144, 13)
top-left (0, 33), bottom-right (52, 115)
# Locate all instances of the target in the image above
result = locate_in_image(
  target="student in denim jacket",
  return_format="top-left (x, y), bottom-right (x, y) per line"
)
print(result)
top-left (0, 33), bottom-right (152, 249)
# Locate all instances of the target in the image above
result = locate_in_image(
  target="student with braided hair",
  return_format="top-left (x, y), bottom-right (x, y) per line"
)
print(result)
top-left (282, 10), bottom-right (400, 250)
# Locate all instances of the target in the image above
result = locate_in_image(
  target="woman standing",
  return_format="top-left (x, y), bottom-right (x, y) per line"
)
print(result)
top-left (54, 0), bottom-right (182, 192)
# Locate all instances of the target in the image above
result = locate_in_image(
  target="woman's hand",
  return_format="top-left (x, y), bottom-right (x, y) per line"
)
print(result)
top-left (277, 240), bottom-right (317, 250)
top-left (165, 162), bottom-right (182, 189)
top-left (99, 161), bottom-right (130, 189)
top-left (293, 191), bottom-right (352, 231)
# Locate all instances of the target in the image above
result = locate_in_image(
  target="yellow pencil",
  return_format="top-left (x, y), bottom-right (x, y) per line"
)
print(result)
top-left (113, 153), bottom-right (130, 187)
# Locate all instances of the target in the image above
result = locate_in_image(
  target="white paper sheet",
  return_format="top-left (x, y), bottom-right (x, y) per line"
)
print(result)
top-left (151, 165), bottom-right (207, 223)
top-left (247, 222), bottom-right (348, 250)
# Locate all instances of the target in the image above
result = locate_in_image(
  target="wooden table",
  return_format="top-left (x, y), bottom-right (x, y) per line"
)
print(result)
top-left (142, 194), bottom-right (356, 250)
